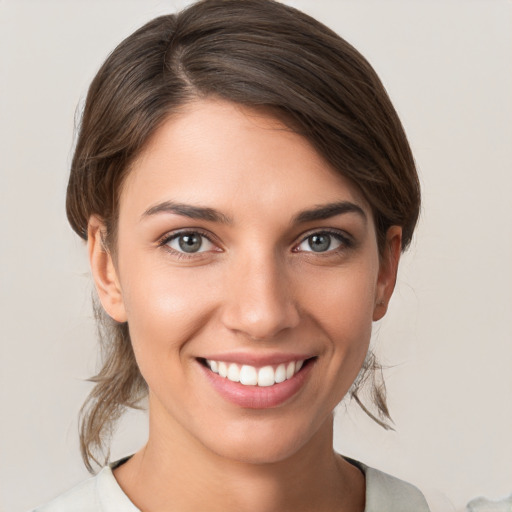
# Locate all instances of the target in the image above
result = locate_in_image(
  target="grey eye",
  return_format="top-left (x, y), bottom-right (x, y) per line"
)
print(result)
top-left (308, 234), bottom-right (331, 252)
top-left (179, 234), bottom-right (202, 252)
top-left (167, 233), bottom-right (214, 253)
top-left (297, 233), bottom-right (343, 253)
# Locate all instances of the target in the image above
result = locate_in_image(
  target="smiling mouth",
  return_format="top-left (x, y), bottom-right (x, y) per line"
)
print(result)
top-left (199, 358), bottom-right (314, 387)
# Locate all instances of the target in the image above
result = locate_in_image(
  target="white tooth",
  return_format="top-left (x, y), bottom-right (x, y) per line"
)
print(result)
top-left (239, 365), bottom-right (258, 386)
top-left (286, 361), bottom-right (295, 379)
top-left (218, 361), bottom-right (228, 378)
top-left (258, 366), bottom-right (275, 387)
top-left (295, 360), bottom-right (304, 372)
top-left (275, 364), bottom-right (286, 383)
top-left (227, 363), bottom-right (240, 382)
top-left (208, 360), bottom-right (219, 373)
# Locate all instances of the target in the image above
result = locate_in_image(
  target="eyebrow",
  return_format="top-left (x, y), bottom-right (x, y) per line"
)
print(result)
top-left (292, 201), bottom-right (367, 224)
top-left (142, 200), bottom-right (366, 225)
top-left (142, 201), bottom-right (233, 224)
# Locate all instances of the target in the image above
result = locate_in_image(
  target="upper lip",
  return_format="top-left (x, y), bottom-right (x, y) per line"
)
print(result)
top-left (198, 352), bottom-right (315, 367)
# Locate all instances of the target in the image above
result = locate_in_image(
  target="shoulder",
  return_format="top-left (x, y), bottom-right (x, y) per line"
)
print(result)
top-left (347, 458), bottom-right (431, 512)
top-left (31, 473), bottom-right (100, 512)
top-left (31, 466), bottom-right (139, 512)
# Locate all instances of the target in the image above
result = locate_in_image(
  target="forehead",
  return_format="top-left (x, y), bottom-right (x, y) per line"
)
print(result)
top-left (121, 99), bottom-right (370, 221)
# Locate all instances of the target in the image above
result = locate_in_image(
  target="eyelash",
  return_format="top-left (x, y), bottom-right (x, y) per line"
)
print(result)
top-left (157, 228), bottom-right (353, 259)
top-left (158, 229), bottom-right (218, 260)
top-left (294, 229), bottom-right (354, 255)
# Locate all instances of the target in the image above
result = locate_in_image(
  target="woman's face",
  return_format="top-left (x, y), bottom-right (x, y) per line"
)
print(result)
top-left (90, 99), bottom-right (400, 464)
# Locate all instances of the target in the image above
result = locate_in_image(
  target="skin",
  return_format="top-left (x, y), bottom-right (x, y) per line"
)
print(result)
top-left (88, 98), bottom-right (402, 512)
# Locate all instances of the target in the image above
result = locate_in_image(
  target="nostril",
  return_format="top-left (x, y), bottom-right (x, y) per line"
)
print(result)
top-left (220, 272), bottom-right (300, 340)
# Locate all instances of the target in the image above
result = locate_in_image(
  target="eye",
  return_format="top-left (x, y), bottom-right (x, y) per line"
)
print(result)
top-left (295, 231), bottom-right (349, 253)
top-left (164, 231), bottom-right (216, 254)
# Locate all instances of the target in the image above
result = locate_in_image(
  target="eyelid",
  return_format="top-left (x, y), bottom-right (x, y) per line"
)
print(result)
top-left (293, 228), bottom-right (353, 253)
top-left (156, 227), bottom-right (353, 257)
top-left (158, 228), bottom-right (222, 256)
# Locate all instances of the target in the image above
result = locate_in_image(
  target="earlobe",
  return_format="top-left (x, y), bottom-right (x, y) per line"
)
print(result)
top-left (88, 216), bottom-right (127, 323)
top-left (373, 226), bottom-right (402, 321)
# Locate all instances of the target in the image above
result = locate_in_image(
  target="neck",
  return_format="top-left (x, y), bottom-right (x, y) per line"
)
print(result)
top-left (114, 399), bottom-right (365, 512)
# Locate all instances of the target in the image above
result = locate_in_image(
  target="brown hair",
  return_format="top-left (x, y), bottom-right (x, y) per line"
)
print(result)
top-left (67, 0), bottom-right (420, 472)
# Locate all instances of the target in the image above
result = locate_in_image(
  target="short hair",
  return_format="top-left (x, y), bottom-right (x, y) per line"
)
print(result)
top-left (66, 0), bottom-right (420, 472)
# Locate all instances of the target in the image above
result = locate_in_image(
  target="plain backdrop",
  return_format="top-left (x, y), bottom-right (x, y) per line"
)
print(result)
top-left (1, 1), bottom-right (511, 511)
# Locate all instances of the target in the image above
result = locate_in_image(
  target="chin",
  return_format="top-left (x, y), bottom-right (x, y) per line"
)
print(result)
top-left (211, 438), bottom-right (306, 466)
top-left (200, 413), bottom-right (331, 466)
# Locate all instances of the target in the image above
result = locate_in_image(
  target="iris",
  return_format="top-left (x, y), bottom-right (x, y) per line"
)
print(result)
top-left (178, 234), bottom-right (203, 253)
top-left (308, 234), bottom-right (332, 252)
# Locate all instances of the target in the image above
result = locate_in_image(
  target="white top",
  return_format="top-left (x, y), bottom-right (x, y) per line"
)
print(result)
top-left (33, 458), bottom-right (430, 512)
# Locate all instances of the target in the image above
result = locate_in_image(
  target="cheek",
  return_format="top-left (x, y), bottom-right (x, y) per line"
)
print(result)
top-left (306, 263), bottom-right (378, 330)
top-left (118, 260), bottom-right (217, 377)
top-left (304, 264), bottom-right (377, 380)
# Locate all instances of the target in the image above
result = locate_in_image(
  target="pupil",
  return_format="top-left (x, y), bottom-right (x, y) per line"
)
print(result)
top-left (179, 234), bottom-right (202, 253)
top-left (309, 234), bottom-right (331, 252)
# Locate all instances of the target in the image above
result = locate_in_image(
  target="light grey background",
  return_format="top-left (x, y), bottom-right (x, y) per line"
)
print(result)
top-left (1, 1), bottom-right (511, 511)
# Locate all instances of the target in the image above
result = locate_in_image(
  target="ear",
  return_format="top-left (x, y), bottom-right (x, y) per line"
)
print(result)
top-left (373, 226), bottom-right (402, 321)
top-left (88, 216), bottom-right (127, 323)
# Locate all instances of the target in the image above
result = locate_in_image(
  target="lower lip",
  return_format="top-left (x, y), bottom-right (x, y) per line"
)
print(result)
top-left (199, 360), bottom-right (314, 409)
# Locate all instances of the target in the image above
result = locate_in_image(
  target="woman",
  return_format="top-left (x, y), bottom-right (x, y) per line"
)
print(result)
top-left (35, 0), bottom-right (429, 510)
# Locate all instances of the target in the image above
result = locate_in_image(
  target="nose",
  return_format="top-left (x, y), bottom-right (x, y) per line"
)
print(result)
top-left (220, 251), bottom-right (300, 341)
